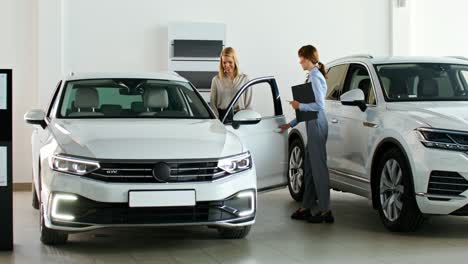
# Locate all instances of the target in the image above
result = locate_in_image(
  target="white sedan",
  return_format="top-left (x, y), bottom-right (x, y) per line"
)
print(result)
top-left (25, 72), bottom-right (288, 245)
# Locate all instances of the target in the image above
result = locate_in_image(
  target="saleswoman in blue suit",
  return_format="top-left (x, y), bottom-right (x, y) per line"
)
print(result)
top-left (279, 45), bottom-right (334, 224)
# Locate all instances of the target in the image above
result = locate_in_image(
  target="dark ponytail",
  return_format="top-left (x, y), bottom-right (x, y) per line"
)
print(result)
top-left (317, 62), bottom-right (327, 79)
top-left (298, 45), bottom-right (327, 79)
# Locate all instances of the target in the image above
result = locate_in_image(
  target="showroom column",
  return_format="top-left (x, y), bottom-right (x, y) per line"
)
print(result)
top-left (390, 0), bottom-right (415, 55)
top-left (0, 69), bottom-right (13, 251)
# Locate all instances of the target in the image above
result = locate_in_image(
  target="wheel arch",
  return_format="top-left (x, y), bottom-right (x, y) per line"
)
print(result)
top-left (288, 128), bottom-right (305, 147)
top-left (370, 137), bottom-right (415, 209)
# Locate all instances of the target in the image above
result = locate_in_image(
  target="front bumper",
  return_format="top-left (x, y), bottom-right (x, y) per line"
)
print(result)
top-left (41, 168), bottom-right (257, 232)
top-left (45, 190), bottom-right (256, 232)
top-left (410, 140), bottom-right (468, 215)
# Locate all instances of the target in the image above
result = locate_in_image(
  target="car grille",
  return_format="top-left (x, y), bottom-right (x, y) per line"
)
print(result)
top-left (427, 171), bottom-right (468, 196)
top-left (85, 160), bottom-right (228, 183)
top-left (74, 201), bottom-right (219, 225)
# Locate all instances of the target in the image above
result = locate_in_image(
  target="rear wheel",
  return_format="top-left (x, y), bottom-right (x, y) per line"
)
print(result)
top-left (376, 148), bottom-right (424, 232)
top-left (288, 138), bottom-right (305, 201)
top-left (218, 225), bottom-right (251, 239)
top-left (40, 205), bottom-right (68, 245)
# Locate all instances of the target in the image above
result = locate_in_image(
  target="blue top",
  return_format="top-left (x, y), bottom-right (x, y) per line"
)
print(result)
top-left (289, 67), bottom-right (327, 127)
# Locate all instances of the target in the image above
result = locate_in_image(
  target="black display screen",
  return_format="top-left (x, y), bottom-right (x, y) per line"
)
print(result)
top-left (173, 40), bottom-right (223, 58)
top-left (176, 71), bottom-right (217, 90)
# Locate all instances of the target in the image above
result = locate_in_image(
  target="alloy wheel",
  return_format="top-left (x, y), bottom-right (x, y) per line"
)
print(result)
top-left (289, 146), bottom-right (303, 194)
top-left (379, 159), bottom-right (404, 222)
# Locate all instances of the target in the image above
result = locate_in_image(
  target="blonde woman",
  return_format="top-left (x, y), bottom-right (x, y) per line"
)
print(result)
top-left (210, 47), bottom-right (252, 119)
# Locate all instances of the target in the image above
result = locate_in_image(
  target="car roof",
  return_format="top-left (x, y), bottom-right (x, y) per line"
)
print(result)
top-left (64, 72), bottom-right (189, 82)
top-left (328, 55), bottom-right (468, 66)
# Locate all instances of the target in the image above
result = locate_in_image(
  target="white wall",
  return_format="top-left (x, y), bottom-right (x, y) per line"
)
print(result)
top-left (37, 0), bottom-right (63, 107)
top-left (17, 0), bottom-right (393, 183)
top-left (411, 0), bottom-right (468, 57)
top-left (59, 0), bottom-right (391, 120)
top-left (8, 0), bottom-right (466, 184)
top-left (0, 0), bottom-right (38, 183)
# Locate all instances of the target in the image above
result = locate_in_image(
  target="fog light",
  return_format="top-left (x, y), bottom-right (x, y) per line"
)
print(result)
top-left (51, 193), bottom-right (77, 221)
top-left (223, 190), bottom-right (256, 217)
top-left (237, 191), bottom-right (255, 217)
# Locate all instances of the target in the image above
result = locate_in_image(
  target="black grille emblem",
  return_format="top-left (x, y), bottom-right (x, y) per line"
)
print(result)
top-left (152, 162), bottom-right (171, 182)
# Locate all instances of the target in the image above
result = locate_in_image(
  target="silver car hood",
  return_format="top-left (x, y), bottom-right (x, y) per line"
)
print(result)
top-left (386, 101), bottom-right (468, 131)
top-left (49, 118), bottom-right (243, 159)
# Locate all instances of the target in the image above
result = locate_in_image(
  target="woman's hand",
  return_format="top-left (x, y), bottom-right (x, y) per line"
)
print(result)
top-left (278, 123), bottom-right (291, 133)
top-left (290, 100), bottom-right (300, 110)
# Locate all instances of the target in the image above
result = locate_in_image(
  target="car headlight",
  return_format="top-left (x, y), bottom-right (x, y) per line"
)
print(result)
top-left (217, 152), bottom-right (252, 174)
top-left (416, 128), bottom-right (468, 151)
top-left (49, 155), bottom-right (100, 175)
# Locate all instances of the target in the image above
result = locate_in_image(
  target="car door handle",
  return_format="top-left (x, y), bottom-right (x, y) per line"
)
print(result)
top-left (330, 118), bottom-right (338, 124)
top-left (363, 122), bottom-right (378, 128)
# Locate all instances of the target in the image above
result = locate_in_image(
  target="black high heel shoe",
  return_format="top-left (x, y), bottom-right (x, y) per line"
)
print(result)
top-left (308, 211), bottom-right (334, 224)
top-left (291, 208), bottom-right (311, 220)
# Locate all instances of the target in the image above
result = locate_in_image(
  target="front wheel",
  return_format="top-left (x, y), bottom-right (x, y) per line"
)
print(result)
top-left (288, 138), bottom-right (305, 201)
top-left (32, 185), bottom-right (40, 210)
top-left (40, 205), bottom-right (68, 245)
top-left (376, 148), bottom-right (424, 232)
top-left (218, 225), bottom-right (251, 239)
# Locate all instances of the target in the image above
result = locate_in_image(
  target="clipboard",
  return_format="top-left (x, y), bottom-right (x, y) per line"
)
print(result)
top-left (291, 82), bottom-right (317, 122)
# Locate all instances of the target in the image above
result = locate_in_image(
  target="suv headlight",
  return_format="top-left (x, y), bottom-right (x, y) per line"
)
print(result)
top-left (416, 128), bottom-right (468, 151)
top-left (49, 155), bottom-right (100, 175)
top-left (217, 152), bottom-right (252, 174)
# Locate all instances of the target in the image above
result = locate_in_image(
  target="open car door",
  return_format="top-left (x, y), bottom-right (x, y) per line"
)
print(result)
top-left (222, 77), bottom-right (288, 191)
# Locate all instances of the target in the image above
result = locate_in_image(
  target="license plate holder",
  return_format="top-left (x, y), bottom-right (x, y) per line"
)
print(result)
top-left (128, 190), bottom-right (196, 207)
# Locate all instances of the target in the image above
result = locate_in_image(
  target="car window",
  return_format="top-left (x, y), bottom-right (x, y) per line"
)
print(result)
top-left (58, 79), bottom-right (213, 119)
top-left (376, 63), bottom-right (468, 101)
top-left (326, 64), bottom-right (348, 100)
top-left (343, 64), bottom-right (376, 105)
top-left (179, 85), bottom-right (214, 117)
top-left (248, 82), bottom-right (276, 118)
top-left (223, 78), bottom-right (282, 122)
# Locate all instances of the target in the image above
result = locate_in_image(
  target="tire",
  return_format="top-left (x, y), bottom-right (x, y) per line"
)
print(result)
top-left (376, 147), bottom-right (424, 232)
top-left (32, 185), bottom-right (40, 210)
top-left (288, 138), bottom-right (305, 201)
top-left (40, 205), bottom-right (68, 245)
top-left (218, 225), bottom-right (251, 239)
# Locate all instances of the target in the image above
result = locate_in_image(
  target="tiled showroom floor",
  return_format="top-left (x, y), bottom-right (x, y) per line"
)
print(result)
top-left (1, 189), bottom-right (468, 263)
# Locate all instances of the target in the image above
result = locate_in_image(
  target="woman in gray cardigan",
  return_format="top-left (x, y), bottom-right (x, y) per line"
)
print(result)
top-left (210, 47), bottom-right (252, 120)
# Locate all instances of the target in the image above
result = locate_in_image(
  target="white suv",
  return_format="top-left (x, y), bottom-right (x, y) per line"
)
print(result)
top-left (25, 72), bottom-right (288, 245)
top-left (287, 55), bottom-right (468, 231)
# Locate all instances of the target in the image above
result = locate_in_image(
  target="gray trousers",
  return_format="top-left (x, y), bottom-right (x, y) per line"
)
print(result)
top-left (302, 111), bottom-right (331, 212)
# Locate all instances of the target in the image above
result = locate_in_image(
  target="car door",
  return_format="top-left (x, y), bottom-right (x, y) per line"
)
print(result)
top-left (222, 77), bottom-right (288, 191)
top-left (323, 64), bottom-right (349, 171)
top-left (334, 63), bottom-right (379, 195)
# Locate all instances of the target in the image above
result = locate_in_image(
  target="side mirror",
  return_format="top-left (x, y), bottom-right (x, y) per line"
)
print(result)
top-left (24, 109), bottom-right (47, 129)
top-left (232, 110), bottom-right (261, 129)
top-left (340, 89), bottom-right (367, 112)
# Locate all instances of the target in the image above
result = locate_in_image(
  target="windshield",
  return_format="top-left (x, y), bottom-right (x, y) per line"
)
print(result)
top-left (58, 79), bottom-right (213, 119)
top-left (375, 63), bottom-right (468, 101)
